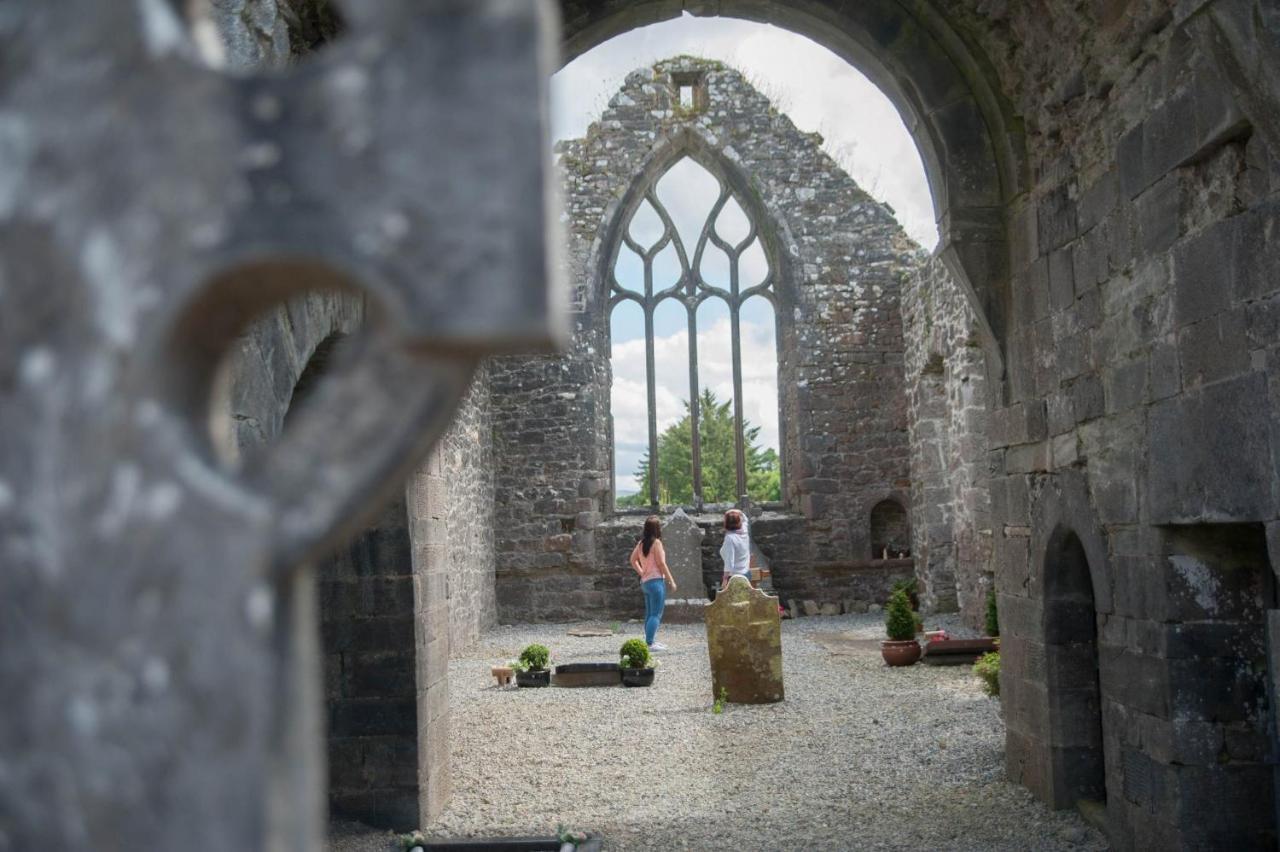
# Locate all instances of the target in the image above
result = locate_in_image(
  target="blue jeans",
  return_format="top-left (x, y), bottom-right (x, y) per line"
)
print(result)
top-left (642, 578), bottom-right (666, 645)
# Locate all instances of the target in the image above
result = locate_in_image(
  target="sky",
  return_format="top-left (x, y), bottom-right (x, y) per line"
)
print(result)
top-left (549, 13), bottom-right (936, 494)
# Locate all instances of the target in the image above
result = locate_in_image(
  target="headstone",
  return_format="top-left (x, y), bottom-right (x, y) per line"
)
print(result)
top-left (705, 576), bottom-right (784, 704)
top-left (661, 508), bottom-right (707, 623)
top-left (664, 508), bottom-right (706, 594)
top-left (0, 3), bottom-right (561, 850)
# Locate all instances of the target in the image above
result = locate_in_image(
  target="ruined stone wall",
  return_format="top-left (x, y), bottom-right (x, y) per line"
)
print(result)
top-left (489, 337), bottom-right (612, 622)
top-left (902, 255), bottom-right (994, 627)
top-left (436, 366), bottom-right (497, 651)
top-left (942, 3), bottom-right (1280, 847)
top-left (491, 57), bottom-right (918, 621)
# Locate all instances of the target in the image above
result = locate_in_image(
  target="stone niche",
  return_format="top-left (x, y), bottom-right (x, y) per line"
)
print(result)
top-left (491, 56), bottom-right (923, 621)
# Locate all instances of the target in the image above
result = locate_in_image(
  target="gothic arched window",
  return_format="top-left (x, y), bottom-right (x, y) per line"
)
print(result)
top-left (608, 154), bottom-right (780, 510)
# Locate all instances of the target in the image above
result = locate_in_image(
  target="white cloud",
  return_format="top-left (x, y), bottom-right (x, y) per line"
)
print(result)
top-left (551, 14), bottom-right (939, 249)
top-left (610, 315), bottom-right (778, 493)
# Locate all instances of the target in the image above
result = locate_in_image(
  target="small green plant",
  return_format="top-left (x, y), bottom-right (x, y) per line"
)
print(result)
top-left (884, 588), bottom-right (917, 641)
top-left (609, 621), bottom-right (621, 634)
top-left (712, 685), bottom-right (728, 714)
top-left (974, 651), bottom-right (1000, 697)
top-left (619, 637), bottom-right (652, 670)
top-left (985, 587), bottom-right (1000, 637)
top-left (891, 577), bottom-right (919, 610)
top-left (397, 830), bottom-right (426, 850)
top-left (515, 643), bottom-right (551, 672)
top-left (557, 823), bottom-right (588, 845)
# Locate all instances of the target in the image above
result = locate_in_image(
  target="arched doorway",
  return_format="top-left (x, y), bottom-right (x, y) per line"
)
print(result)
top-left (288, 335), bottom-right (422, 830)
top-left (1043, 527), bottom-right (1106, 809)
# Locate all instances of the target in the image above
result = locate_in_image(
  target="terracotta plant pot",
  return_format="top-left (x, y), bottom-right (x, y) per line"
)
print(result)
top-left (515, 668), bottom-right (551, 688)
top-left (880, 639), bottom-right (922, 667)
top-left (621, 667), bottom-right (655, 687)
top-left (490, 665), bottom-right (514, 687)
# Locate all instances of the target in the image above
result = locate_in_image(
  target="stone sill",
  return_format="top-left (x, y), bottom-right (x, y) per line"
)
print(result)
top-left (598, 509), bottom-right (803, 530)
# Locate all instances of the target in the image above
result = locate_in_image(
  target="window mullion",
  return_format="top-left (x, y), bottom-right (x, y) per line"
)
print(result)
top-left (687, 299), bottom-right (702, 511)
top-left (729, 249), bottom-right (746, 505)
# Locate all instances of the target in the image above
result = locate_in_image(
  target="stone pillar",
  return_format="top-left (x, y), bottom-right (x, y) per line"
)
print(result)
top-left (409, 446), bottom-right (452, 822)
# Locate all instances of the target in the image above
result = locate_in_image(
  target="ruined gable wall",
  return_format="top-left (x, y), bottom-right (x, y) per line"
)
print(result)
top-left (902, 256), bottom-right (994, 627)
top-left (491, 57), bottom-right (919, 620)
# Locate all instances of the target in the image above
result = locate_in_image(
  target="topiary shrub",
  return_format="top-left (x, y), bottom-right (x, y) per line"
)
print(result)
top-left (884, 588), bottom-right (917, 641)
top-left (517, 643), bottom-right (551, 671)
top-left (985, 587), bottom-right (1000, 637)
top-left (892, 577), bottom-right (919, 610)
top-left (619, 638), bottom-right (651, 670)
top-left (974, 651), bottom-right (1000, 696)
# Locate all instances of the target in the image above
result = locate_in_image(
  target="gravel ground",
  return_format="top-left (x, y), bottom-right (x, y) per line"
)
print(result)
top-left (328, 614), bottom-right (1106, 851)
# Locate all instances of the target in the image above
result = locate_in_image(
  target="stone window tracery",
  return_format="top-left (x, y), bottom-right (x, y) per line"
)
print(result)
top-left (608, 154), bottom-right (779, 511)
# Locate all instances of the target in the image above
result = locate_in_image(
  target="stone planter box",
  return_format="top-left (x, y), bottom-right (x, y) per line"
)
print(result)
top-left (552, 662), bottom-right (620, 688)
top-left (515, 669), bottom-right (551, 687)
top-left (621, 667), bottom-right (655, 687)
top-left (416, 837), bottom-right (602, 851)
top-left (921, 637), bottom-right (998, 666)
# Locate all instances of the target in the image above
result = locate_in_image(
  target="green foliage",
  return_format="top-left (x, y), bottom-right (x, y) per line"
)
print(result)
top-left (892, 577), bottom-right (919, 610)
top-left (712, 685), bottom-right (728, 714)
top-left (974, 651), bottom-right (1000, 697)
top-left (884, 588), bottom-right (917, 641)
top-left (619, 638), bottom-right (651, 670)
top-left (397, 831), bottom-right (426, 850)
top-left (557, 824), bottom-right (588, 845)
top-left (985, 587), bottom-right (1000, 637)
top-left (620, 389), bottom-right (780, 506)
top-left (517, 643), bottom-right (551, 671)
top-left (912, 610), bottom-right (924, 634)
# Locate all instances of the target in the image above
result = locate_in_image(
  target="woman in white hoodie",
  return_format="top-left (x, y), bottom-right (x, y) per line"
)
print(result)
top-left (719, 509), bottom-right (751, 588)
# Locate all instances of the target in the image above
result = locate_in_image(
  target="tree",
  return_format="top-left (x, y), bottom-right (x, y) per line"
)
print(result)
top-left (619, 389), bottom-right (780, 506)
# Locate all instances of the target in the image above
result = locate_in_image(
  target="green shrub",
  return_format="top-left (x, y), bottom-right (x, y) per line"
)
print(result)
top-left (884, 588), bottom-right (917, 641)
top-left (892, 577), bottom-right (919, 610)
top-left (517, 643), bottom-right (551, 671)
top-left (974, 651), bottom-right (1000, 697)
top-left (619, 638), bottom-right (651, 669)
top-left (985, 587), bottom-right (1000, 637)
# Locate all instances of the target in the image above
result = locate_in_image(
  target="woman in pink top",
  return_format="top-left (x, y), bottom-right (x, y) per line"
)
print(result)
top-left (629, 515), bottom-right (677, 650)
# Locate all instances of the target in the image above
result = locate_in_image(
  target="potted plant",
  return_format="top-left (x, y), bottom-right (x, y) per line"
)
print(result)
top-left (881, 588), bottom-right (921, 666)
top-left (513, 643), bottom-right (552, 687)
top-left (619, 638), bottom-right (655, 687)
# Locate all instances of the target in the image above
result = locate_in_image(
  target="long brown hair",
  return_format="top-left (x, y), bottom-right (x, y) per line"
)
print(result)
top-left (641, 515), bottom-right (661, 556)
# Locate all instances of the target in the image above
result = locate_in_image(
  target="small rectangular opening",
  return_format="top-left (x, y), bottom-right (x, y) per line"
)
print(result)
top-left (670, 72), bottom-right (706, 112)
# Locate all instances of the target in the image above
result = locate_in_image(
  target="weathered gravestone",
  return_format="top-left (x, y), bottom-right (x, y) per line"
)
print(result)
top-left (0, 2), bottom-right (560, 850)
top-left (661, 508), bottom-right (707, 623)
top-left (705, 576), bottom-right (784, 703)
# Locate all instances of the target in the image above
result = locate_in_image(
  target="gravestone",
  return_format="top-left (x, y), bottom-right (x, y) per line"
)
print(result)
top-left (705, 576), bottom-right (785, 704)
top-left (0, 2), bottom-right (561, 850)
top-left (662, 508), bottom-right (707, 623)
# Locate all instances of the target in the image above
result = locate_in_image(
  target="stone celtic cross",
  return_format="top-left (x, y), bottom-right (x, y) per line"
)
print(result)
top-left (0, 2), bottom-right (560, 849)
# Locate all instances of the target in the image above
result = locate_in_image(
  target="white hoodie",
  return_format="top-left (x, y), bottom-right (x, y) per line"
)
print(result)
top-left (720, 519), bottom-right (751, 576)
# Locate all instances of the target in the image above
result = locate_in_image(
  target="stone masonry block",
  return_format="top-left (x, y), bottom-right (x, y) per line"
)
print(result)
top-left (1148, 373), bottom-right (1277, 522)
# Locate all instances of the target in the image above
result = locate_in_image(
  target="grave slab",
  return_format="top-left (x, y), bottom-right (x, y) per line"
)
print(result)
top-left (705, 576), bottom-right (784, 704)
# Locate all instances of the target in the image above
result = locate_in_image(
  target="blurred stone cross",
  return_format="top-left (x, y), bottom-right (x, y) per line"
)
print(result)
top-left (0, 2), bottom-right (561, 850)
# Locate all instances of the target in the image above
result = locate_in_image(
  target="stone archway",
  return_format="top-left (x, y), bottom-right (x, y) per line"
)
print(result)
top-left (1042, 526), bottom-right (1106, 809)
